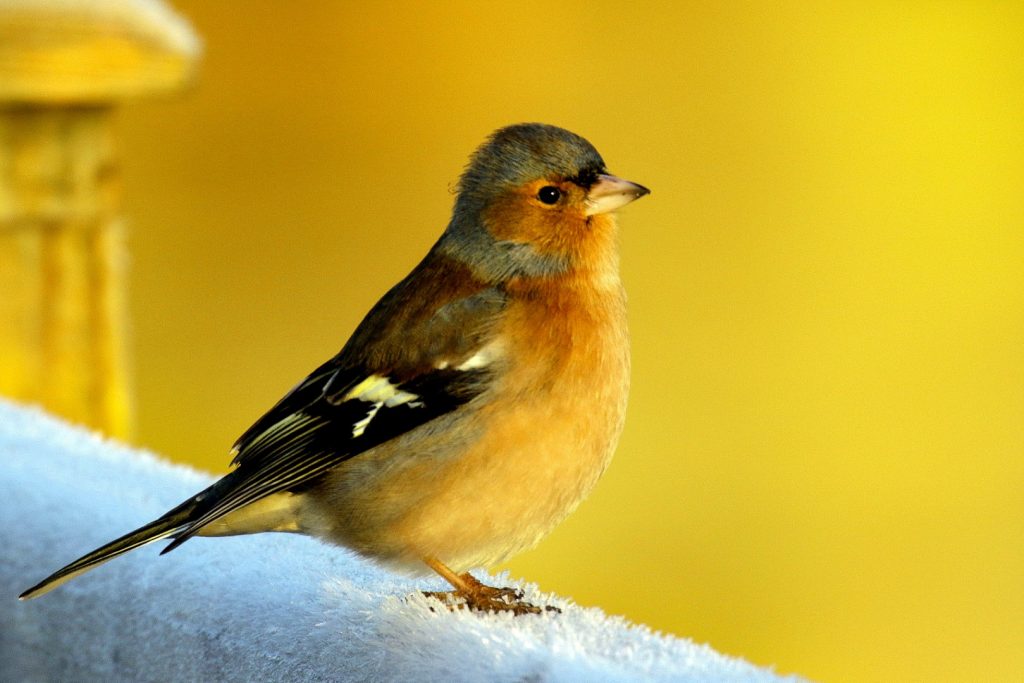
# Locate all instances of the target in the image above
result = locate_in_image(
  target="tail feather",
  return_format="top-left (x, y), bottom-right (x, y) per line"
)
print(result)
top-left (19, 497), bottom-right (201, 600)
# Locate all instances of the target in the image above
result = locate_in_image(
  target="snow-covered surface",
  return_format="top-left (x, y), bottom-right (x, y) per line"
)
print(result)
top-left (0, 400), bottom-right (803, 682)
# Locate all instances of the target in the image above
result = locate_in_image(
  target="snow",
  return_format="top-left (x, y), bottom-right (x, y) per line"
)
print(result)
top-left (0, 400), bottom-right (803, 682)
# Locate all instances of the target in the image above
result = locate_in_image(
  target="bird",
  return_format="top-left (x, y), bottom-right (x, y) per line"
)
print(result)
top-left (20, 123), bottom-right (649, 614)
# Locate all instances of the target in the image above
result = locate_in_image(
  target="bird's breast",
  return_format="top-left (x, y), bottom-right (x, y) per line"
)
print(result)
top-left (406, 276), bottom-right (630, 569)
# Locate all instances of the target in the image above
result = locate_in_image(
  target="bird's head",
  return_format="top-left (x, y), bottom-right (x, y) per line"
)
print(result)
top-left (440, 123), bottom-right (649, 283)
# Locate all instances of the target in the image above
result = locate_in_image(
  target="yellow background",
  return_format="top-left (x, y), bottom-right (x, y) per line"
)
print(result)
top-left (110, 2), bottom-right (1022, 681)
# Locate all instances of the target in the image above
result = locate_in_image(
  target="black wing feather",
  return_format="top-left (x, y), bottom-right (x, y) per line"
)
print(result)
top-left (230, 358), bottom-right (342, 466)
top-left (164, 365), bottom-right (488, 552)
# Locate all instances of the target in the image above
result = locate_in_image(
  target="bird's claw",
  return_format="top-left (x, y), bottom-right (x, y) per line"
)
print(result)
top-left (422, 584), bottom-right (560, 616)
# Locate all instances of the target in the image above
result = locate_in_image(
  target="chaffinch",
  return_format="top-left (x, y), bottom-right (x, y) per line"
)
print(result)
top-left (21, 123), bottom-right (649, 614)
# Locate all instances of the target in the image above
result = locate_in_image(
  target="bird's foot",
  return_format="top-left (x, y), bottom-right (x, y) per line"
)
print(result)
top-left (422, 572), bottom-right (560, 615)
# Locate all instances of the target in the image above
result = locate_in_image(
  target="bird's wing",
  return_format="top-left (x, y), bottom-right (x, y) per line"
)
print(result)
top-left (166, 258), bottom-right (506, 549)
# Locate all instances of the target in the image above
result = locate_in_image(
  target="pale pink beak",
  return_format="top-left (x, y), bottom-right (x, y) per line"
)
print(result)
top-left (584, 174), bottom-right (650, 216)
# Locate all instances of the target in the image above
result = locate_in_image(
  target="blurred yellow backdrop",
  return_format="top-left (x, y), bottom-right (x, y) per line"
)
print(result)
top-left (108, 2), bottom-right (1022, 681)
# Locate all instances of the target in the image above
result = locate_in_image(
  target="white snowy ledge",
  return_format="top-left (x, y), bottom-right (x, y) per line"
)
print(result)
top-left (1, 400), bottom-right (803, 682)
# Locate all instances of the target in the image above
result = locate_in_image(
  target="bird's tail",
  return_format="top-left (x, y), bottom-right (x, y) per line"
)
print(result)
top-left (18, 483), bottom-right (220, 600)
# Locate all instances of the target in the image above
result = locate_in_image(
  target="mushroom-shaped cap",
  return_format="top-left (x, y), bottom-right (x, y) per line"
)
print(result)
top-left (0, 0), bottom-right (200, 103)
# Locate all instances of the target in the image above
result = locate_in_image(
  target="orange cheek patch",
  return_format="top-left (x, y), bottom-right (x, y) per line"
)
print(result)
top-left (482, 195), bottom-right (591, 260)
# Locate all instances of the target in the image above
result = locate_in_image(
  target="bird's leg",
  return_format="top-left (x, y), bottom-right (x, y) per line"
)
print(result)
top-left (421, 557), bottom-right (559, 615)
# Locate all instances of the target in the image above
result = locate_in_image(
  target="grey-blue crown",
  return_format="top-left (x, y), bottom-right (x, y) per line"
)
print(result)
top-left (457, 123), bottom-right (606, 202)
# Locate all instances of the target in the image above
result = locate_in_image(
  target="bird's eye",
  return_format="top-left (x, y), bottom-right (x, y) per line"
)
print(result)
top-left (537, 186), bottom-right (561, 205)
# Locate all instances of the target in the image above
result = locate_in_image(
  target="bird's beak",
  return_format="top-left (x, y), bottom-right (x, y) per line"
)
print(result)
top-left (584, 174), bottom-right (650, 216)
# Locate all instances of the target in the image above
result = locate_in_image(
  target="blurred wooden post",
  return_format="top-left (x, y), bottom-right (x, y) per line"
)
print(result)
top-left (0, 0), bottom-right (199, 438)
